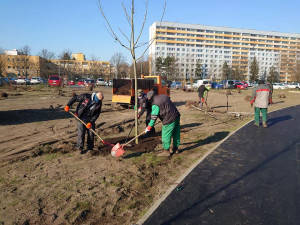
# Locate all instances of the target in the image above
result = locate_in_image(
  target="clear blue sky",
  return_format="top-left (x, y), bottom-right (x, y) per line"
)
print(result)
top-left (1, 0), bottom-right (299, 63)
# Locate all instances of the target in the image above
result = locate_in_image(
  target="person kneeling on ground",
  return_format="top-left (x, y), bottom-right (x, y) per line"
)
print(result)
top-left (64, 92), bottom-right (104, 153)
top-left (145, 91), bottom-right (181, 157)
top-left (137, 89), bottom-right (155, 137)
top-left (250, 80), bottom-right (272, 128)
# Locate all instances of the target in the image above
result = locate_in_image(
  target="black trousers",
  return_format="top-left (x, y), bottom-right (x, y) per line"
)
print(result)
top-left (77, 119), bottom-right (95, 150)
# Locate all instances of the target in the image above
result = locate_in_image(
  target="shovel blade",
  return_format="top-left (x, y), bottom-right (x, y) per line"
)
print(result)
top-left (111, 143), bottom-right (125, 157)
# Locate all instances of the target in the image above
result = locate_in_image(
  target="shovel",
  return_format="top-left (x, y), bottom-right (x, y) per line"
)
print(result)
top-left (111, 130), bottom-right (146, 157)
top-left (69, 111), bottom-right (114, 147)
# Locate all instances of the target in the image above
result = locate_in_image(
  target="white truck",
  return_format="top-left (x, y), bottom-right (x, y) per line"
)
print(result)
top-left (193, 79), bottom-right (211, 88)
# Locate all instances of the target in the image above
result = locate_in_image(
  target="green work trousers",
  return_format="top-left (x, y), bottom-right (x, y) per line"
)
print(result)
top-left (254, 107), bottom-right (267, 125)
top-left (162, 117), bottom-right (180, 150)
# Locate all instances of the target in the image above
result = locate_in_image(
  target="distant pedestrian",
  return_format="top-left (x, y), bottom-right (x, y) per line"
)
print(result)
top-left (64, 92), bottom-right (104, 152)
top-left (250, 80), bottom-right (272, 127)
top-left (145, 91), bottom-right (181, 157)
top-left (197, 84), bottom-right (210, 109)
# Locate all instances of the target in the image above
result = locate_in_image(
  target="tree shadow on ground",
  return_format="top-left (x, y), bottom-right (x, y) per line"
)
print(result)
top-left (267, 115), bottom-right (292, 127)
top-left (0, 108), bottom-right (72, 125)
top-left (180, 131), bottom-right (230, 152)
top-left (181, 123), bottom-right (202, 133)
top-left (210, 105), bottom-right (232, 109)
top-left (173, 101), bottom-right (188, 107)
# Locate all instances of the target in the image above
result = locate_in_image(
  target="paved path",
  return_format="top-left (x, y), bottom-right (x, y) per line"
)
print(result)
top-left (139, 105), bottom-right (300, 225)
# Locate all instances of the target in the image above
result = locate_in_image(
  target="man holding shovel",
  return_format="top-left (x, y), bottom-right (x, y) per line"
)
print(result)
top-left (137, 89), bottom-right (155, 137)
top-left (64, 92), bottom-right (104, 153)
top-left (197, 84), bottom-right (210, 110)
top-left (145, 91), bottom-right (181, 157)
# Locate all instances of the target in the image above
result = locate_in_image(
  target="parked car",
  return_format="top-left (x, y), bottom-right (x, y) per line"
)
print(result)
top-left (108, 80), bottom-right (113, 86)
top-left (234, 82), bottom-right (247, 90)
top-left (40, 78), bottom-right (47, 84)
top-left (68, 80), bottom-right (75, 85)
top-left (96, 78), bottom-right (105, 86)
top-left (85, 79), bottom-right (96, 87)
top-left (171, 81), bottom-right (182, 89)
top-left (273, 83), bottom-right (287, 90)
top-left (30, 77), bottom-right (42, 85)
top-left (286, 83), bottom-right (300, 89)
top-left (0, 77), bottom-right (10, 86)
top-left (221, 80), bottom-right (235, 89)
top-left (78, 80), bottom-right (85, 86)
top-left (48, 75), bottom-right (62, 86)
top-left (184, 82), bottom-right (192, 89)
top-left (193, 79), bottom-right (211, 88)
top-left (211, 82), bottom-right (223, 89)
top-left (16, 77), bottom-right (28, 85)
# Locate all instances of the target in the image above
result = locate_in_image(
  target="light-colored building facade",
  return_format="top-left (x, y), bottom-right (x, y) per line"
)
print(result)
top-left (50, 53), bottom-right (110, 79)
top-left (149, 21), bottom-right (300, 82)
top-left (4, 53), bottom-right (45, 77)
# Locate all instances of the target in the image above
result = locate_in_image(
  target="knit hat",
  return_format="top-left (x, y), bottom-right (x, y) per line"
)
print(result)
top-left (137, 89), bottom-right (143, 96)
top-left (147, 91), bottom-right (155, 99)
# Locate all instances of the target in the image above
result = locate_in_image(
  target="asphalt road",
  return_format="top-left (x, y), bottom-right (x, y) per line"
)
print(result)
top-left (141, 105), bottom-right (300, 225)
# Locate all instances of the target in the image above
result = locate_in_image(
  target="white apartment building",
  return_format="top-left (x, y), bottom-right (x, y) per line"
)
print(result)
top-left (149, 22), bottom-right (300, 82)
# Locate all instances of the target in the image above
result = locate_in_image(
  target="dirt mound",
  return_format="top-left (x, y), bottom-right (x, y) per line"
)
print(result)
top-left (185, 101), bottom-right (197, 107)
top-left (30, 141), bottom-right (78, 158)
top-left (1, 92), bottom-right (8, 98)
top-left (226, 90), bottom-right (232, 95)
top-left (278, 93), bottom-right (286, 98)
top-left (95, 135), bottom-right (162, 156)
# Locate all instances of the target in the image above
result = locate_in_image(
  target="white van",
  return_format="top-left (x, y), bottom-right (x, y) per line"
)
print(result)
top-left (194, 79), bottom-right (211, 88)
top-left (96, 78), bottom-right (105, 86)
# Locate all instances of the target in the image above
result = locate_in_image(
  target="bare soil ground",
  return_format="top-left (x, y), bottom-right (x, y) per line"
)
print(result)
top-left (0, 85), bottom-right (299, 225)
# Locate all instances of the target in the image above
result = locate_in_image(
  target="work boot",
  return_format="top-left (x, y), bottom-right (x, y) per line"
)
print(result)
top-left (173, 146), bottom-right (179, 154)
top-left (263, 122), bottom-right (267, 128)
top-left (157, 150), bottom-right (171, 157)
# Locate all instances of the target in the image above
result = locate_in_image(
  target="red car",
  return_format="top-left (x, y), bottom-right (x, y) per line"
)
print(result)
top-left (48, 75), bottom-right (61, 86)
top-left (78, 80), bottom-right (84, 85)
top-left (84, 79), bottom-right (96, 87)
top-left (68, 80), bottom-right (75, 85)
top-left (234, 82), bottom-right (247, 90)
top-left (240, 81), bottom-right (248, 87)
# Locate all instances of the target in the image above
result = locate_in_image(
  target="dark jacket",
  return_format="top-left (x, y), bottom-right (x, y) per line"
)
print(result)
top-left (151, 95), bottom-right (180, 125)
top-left (138, 93), bottom-right (152, 119)
top-left (67, 93), bottom-right (102, 123)
top-left (198, 85), bottom-right (209, 98)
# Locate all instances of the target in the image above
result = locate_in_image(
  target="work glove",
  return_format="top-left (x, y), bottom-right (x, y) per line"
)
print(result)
top-left (86, 123), bottom-right (92, 129)
top-left (137, 114), bottom-right (140, 119)
top-left (64, 105), bottom-right (70, 112)
top-left (145, 125), bottom-right (152, 133)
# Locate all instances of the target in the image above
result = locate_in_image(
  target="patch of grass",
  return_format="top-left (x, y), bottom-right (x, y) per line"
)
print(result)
top-left (45, 153), bottom-right (59, 161)
top-left (9, 200), bottom-right (19, 206)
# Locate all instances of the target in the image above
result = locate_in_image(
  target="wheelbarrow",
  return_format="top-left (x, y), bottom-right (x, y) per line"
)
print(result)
top-left (69, 111), bottom-right (114, 147)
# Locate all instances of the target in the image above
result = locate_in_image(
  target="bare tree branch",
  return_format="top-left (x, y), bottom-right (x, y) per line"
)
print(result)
top-left (121, 2), bottom-right (132, 26)
top-left (134, 0), bottom-right (149, 46)
top-left (136, 0), bottom-right (167, 61)
top-left (118, 27), bottom-right (131, 44)
top-left (97, 0), bottom-right (130, 51)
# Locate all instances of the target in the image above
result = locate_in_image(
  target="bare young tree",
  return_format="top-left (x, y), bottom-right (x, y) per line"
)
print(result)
top-left (38, 49), bottom-right (55, 78)
top-left (110, 52), bottom-right (126, 79)
top-left (98, 0), bottom-right (166, 142)
top-left (0, 47), bottom-right (7, 77)
top-left (19, 45), bottom-right (31, 77)
top-left (38, 49), bottom-right (55, 60)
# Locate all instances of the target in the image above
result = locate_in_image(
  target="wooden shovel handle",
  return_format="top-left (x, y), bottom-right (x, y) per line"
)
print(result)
top-left (69, 111), bottom-right (104, 142)
top-left (123, 131), bottom-right (146, 147)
